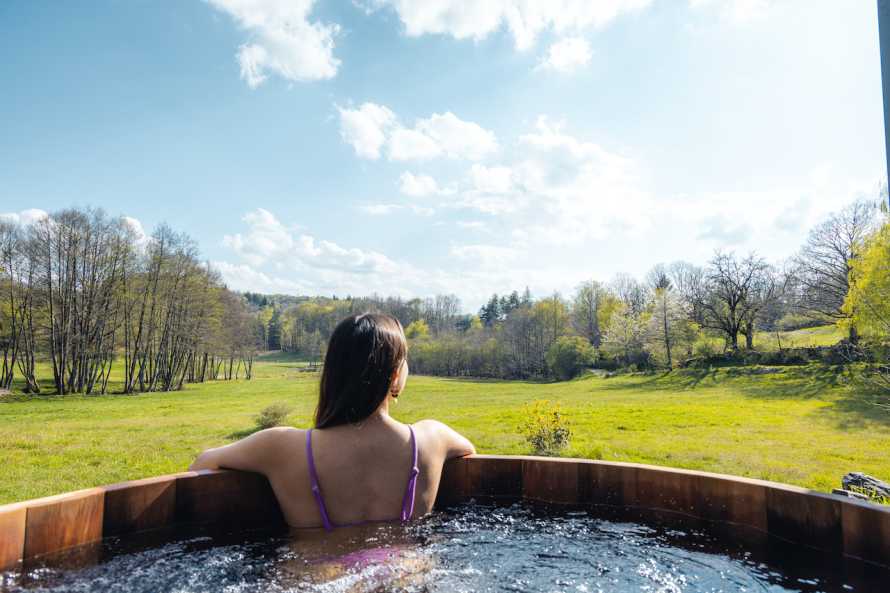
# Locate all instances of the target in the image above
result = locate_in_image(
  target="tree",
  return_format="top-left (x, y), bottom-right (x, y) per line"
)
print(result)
top-left (571, 281), bottom-right (606, 348)
top-left (669, 261), bottom-right (707, 327)
top-left (699, 252), bottom-right (773, 351)
top-left (405, 319), bottom-right (430, 339)
top-left (646, 287), bottom-right (687, 367)
top-left (738, 265), bottom-right (782, 350)
top-left (546, 336), bottom-right (596, 380)
top-left (602, 303), bottom-right (649, 367)
top-left (791, 200), bottom-right (878, 341)
top-left (479, 294), bottom-right (501, 327)
top-left (843, 219), bottom-right (890, 393)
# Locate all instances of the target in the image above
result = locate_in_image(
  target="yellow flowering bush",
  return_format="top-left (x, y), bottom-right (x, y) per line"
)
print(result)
top-left (519, 400), bottom-right (572, 456)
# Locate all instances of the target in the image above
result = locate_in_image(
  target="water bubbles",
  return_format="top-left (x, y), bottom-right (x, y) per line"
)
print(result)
top-left (3, 505), bottom-right (886, 592)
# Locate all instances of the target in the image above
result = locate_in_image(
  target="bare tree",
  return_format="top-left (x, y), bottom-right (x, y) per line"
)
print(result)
top-left (29, 210), bottom-right (129, 394)
top-left (669, 261), bottom-right (707, 327)
top-left (791, 200), bottom-right (877, 341)
top-left (0, 222), bottom-right (21, 390)
top-left (610, 273), bottom-right (650, 315)
top-left (700, 252), bottom-right (773, 351)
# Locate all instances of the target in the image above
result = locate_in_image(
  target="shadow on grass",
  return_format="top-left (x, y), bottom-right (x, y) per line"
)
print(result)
top-left (591, 363), bottom-right (890, 429)
top-left (416, 375), bottom-right (556, 386)
top-left (226, 426), bottom-right (262, 441)
top-left (256, 350), bottom-right (318, 364)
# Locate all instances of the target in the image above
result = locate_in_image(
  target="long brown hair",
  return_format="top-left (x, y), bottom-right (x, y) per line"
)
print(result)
top-left (315, 313), bottom-right (408, 428)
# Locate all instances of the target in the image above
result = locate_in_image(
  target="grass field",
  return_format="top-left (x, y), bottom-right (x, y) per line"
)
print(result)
top-left (697, 324), bottom-right (847, 352)
top-left (2, 350), bottom-right (889, 505)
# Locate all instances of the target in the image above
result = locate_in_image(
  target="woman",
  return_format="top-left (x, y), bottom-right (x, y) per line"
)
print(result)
top-left (190, 312), bottom-right (476, 529)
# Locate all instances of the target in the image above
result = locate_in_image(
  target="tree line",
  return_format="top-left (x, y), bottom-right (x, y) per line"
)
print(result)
top-left (0, 208), bottom-right (263, 395)
top-left (258, 198), bottom-right (888, 382)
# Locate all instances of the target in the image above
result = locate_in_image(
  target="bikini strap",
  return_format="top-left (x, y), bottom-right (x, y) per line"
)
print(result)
top-left (400, 426), bottom-right (420, 522)
top-left (306, 429), bottom-right (334, 531)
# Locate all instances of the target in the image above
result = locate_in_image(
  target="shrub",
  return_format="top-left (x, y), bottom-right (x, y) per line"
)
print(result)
top-left (404, 319), bottom-right (430, 340)
top-left (255, 402), bottom-right (292, 430)
top-left (546, 336), bottom-right (596, 380)
top-left (519, 400), bottom-right (572, 456)
top-left (693, 338), bottom-right (717, 359)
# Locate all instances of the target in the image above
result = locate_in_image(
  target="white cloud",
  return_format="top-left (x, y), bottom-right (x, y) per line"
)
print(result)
top-left (442, 116), bottom-right (650, 240)
top-left (0, 208), bottom-right (48, 226)
top-left (414, 112), bottom-right (498, 161)
top-left (213, 261), bottom-right (311, 293)
top-left (388, 127), bottom-right (443, 160)
top-left (537, 37), bottom-right (592, 73)
top-left (689, 0), bottom-right (771, 24)
top-left (364, 0), bottom-right (652, 50)
top-left (450, 243), bottom-right (519, 267)
top-left (337, 103), bottom-right (396, 159)
top-left (217, 207), bottom-right (513, 305)
top-left (222, 208), bottom-right (295, 266)
top-left (337, 102), bottom-right (498, 161)
top-left (398, 172), bottom-right (444, 196)
top-left (359, 203), bottom-right (435, 216)
top-left (122, 216), bottom-right (151, 248)
top-left (468, 164), bottom-right (513, 194)
top-left (207, 0), bottom-right (340, 87)
top-left (223, 208), bottom-right (397, 275)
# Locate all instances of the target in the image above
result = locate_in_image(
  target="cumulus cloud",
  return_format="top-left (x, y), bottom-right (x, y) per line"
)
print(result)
top-left (212, 261), bottom-right (311, 294)
top-left (388, 128), bottom-right (443, 161)
top-left (216, 207), bottom-right (519, 306)
top-left (337, 102), bottom-right (498, 161)
top-left (440, 116), bottom-right (650, 241)
top-left (337, 103), bottom-right (396, 159)
top-left (468, 164), bottom-right (513, 194)
top-left (537, 37), bottom-right (592, 73)
top-left (413, 112), bottom-right (499, 160)
top-left (363, 0), bottom-right (652, 50)
top-left (222, 208), bottom-right (397, 275)
top-left (207, 0), bottom-right (340, 87)
top-left (0, 208), bottom-right (48, 226)
top-left (122, 216), bottom-right (152, 249)
top-left (398, 172), bottom-right (445, 197)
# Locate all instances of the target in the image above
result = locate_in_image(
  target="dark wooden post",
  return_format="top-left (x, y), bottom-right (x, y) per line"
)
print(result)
top-left (879, 1), bottom-right (890, 206)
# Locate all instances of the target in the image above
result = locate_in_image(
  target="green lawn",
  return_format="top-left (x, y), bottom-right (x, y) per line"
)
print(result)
top-left (697, 324), bottom-right (847, 352)
top-left (1, 355), bottom-right (888, 505)
top-left (754, 324), bottom-right (848, 349)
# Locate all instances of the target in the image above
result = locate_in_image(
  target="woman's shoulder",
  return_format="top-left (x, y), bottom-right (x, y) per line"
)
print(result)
top-left (410, 420), bottom-right (476, 458)
top-left (248, 427), bottom-right (307, 459)
top-left (410, 419), bottom-right (454, 440)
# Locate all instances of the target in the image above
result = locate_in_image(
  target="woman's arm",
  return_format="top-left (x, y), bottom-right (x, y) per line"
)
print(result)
top-left (189, 427), bottom-right (293, 473)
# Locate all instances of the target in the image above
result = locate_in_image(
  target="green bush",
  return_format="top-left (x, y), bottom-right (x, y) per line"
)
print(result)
top-left (693, 338), bottom-right (717, 359)
top-left (255, 402), bottom-right (292, 430)
top-left (519, 400), bottom-right (572, 456)
top-left (545, 336), bottom-right (596, 380)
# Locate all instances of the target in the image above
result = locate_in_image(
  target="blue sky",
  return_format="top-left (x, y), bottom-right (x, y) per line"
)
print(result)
top-left (1, 0), bottom-right (885, 310)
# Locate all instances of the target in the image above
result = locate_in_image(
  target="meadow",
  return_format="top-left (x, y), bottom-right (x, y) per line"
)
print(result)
top-left (1, 347), bottom-right (889, 505)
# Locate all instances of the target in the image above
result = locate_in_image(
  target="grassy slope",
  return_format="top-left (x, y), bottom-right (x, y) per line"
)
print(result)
top-left (753, 324), bottom-right (847, 349)
top-left (1, 353), bottom-right (888, 505)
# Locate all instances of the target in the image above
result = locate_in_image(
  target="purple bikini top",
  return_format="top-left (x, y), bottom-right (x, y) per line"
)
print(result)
top-left (305, 427), bottom-right (420, 531)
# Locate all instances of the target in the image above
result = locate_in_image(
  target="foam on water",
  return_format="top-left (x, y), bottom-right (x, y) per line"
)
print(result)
top-left (2, 503), bottom-right (888, 592)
